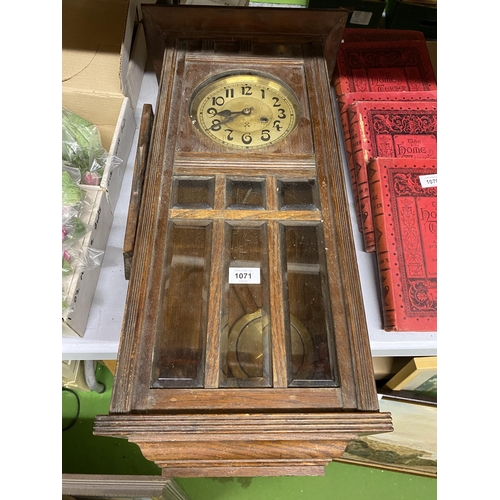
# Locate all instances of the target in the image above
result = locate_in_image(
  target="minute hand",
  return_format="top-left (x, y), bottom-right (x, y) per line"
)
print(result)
top-left (207, 107), bottom-right (253, 130)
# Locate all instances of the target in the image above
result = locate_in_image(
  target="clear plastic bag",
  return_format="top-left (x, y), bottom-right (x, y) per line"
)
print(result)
top-left (62, 245), bottom-right (104, 277)
top-left (62, 108), bottom-right (107, 185)
top-left (62, 213), bottom-right (89, 245)
top-left (62, 167), bottom-right (85, 208)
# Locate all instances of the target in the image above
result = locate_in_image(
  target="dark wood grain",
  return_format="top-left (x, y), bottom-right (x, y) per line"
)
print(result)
top-left (123, 104), bottom-right (154, 280)
top-left (94, 412), bottom-right (393, 477)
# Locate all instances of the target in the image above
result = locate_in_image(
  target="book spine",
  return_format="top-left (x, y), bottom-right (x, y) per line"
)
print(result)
top-left (337, 95), bottom-right (362, 231)
top-left (331, 64), bottom-right (346, 98)
top-left (369, 160), bottom-right (397, 331)
top-left (348, 105), bottom-right (376, 253)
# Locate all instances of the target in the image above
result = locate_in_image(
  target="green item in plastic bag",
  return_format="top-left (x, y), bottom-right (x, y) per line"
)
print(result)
top-left (62, 170), bottom-right (84, 206)
top-left (62, 108), bottom-right (106, 180)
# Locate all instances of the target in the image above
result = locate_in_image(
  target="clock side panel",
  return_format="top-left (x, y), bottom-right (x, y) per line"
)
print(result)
top-left (302, 42), bottom-right (380, 411)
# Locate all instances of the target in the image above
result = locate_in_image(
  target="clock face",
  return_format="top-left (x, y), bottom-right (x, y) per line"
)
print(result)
top-left (189, 71), bottom-right (300, 149)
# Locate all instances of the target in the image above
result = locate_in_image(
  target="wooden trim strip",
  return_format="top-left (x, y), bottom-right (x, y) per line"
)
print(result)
top-left (145, 387), bottom-right (343, 410)
top-left (169, 209), bottom-right (321, 221)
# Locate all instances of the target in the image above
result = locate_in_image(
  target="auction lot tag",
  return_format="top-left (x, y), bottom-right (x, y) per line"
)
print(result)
top-left (229, 268), bottom-right (261, 284)
top-left (420, 174), bottom-right (438, 188)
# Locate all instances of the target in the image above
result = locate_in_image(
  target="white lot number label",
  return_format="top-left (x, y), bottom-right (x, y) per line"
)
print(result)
top-left (350, 11), bottom-right (372, 26)
top-left (419, 174), bottom-right (438, 188)
top-left (229, 267), bottom-right (261, 284)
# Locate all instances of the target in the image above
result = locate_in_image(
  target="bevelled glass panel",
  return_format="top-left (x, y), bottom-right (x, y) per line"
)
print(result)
top-left (283, 223), bottom-right (337, 387)
top-left (226, 178), bottom-right (266, 210)
top-left (171, 176), bottom-right (215, 208)
top-left (219, 223), bottom-right (271, 387)
top-left (151, 222), bottom-right (212, 388)
top-left (277, 179), bottom-right (318, 210)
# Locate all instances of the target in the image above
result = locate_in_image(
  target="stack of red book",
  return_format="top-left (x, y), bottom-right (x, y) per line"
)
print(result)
top-left (333, 28), bottom-right (437, 332)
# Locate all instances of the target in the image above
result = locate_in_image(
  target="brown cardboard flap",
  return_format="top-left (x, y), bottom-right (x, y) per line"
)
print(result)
top-left (62, 0), bottom-right (130, 93)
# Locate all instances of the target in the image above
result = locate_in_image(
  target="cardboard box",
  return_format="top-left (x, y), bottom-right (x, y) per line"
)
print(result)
top-left (62, 0), bottom-right (147, 211)
top-left (62, 0), bottom-right (148, 337)
top-left (307, 0), bottom-right (387, 28)
top-left (63, 359), bottom-right (90, 391)
top-left (63, 190), bottom-right (114, 337)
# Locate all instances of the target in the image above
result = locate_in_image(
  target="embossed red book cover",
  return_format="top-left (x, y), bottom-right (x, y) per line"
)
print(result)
top-left (333, 40), bottom-right (437, 97)
top-left (348, 100), bottom-right (437, 252)
top-left (342, 28), bottom-right (426, 43)
top-left (369, 158), bottom-right (437, 332)
top-left (337, 91), bottom-right (437, 232)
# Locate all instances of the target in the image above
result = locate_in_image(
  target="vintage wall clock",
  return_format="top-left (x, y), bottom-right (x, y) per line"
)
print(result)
top-left (95, 4), bottom-right (393, 477)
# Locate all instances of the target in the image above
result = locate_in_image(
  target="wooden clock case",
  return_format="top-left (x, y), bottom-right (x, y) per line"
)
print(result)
top-left (94, 4), bottom-right (393, 478)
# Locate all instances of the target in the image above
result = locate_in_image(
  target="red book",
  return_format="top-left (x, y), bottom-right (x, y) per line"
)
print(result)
top-left (369, 158), bottom-right (437, 332)
top-left (337, 91), bottom-right (437, 232)
top-left (342, 28), bottom-right (427, 43)
top-left (348, 100), bottom-right (437, 252)
top-left (333, 40), bottom-right (437, 97)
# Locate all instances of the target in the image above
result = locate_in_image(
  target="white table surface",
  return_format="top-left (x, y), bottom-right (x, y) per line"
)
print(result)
top-left (62, 69), bottom-right (437, 360)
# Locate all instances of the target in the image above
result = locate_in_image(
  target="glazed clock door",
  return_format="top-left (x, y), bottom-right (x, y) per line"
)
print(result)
top-left (109, 37), bottom-right (376, 415)
top-left (150, 177), bottom-right (339, 393)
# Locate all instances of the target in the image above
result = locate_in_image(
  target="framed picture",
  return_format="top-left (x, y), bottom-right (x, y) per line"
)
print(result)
top-left (384, 356), bottom-right (437, 395)
top-left (336, 396), bottom-right (437, 477)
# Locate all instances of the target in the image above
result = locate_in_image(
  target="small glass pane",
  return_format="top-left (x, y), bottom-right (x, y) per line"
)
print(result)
top-left (151, 222), bottom-right (212, 388)
top-left (283, 223), bottom-right (337, 387)
top-left (278, 179), bottom-right (318, 210)
top-left (219, 223), bottom-right (271, 387)
top-left (172, 176), bottom-right (215, 208)
top-left (226, 178), bottom-right (266, 210)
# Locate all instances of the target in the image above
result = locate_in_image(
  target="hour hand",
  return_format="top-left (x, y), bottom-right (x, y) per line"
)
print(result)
top-left (206, 107), bottom-right (254, 131)
top-left (216, 107), bottom-right (253, 118)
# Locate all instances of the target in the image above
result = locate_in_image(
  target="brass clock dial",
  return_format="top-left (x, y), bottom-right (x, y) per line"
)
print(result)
top-left (189, 71), bottom-right (300, 149)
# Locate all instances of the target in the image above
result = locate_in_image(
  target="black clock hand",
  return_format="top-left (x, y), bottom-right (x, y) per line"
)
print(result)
top-left (216, 107), bottom-right (253, 118)
top-left (207, 107), bottom-right (254, 130)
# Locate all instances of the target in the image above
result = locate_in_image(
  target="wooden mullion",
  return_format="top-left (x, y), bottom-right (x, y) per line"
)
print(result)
top-left (170, 209), bottom-right (321, 221)
top-left (203, 218), bottom-right (225, 388)
top-left (214, 174), bottom-right (226, 210)
top-left (269, 220), bottom-right (288, 388)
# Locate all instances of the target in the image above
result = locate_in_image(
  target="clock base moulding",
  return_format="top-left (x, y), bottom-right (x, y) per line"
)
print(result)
top-left (94, 411), bottom-right (393, 477)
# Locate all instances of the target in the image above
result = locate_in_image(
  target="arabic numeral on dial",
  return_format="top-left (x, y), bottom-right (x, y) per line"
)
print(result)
top-left (273, 120), bottom-right (283, 132)
top-left (210, 119), bottom-right (222, 131)
top-left (242, 133), bottom-right (252, 145)
top-left (206, 107), bottom-right (217, 117)
top-left (272, 97), bottom-right (281, 107)
top-left (241, 86), bottom-right (252, 95)
top-left (225, 129), bottom-right (234, 141)
top-left (261, 130), bottom-right (271, 142)
top-left (277, 108), bottom-right (287, 119)
top-left (211, 96), bottom-right (225, 106)
top-left (225, 88), bottom-right (234, 98)
top-left (261, 89), bottom-right (266, 99)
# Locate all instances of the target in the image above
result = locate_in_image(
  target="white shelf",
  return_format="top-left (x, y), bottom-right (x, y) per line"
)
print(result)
top-left (61, 70), bottom-right (437, 361)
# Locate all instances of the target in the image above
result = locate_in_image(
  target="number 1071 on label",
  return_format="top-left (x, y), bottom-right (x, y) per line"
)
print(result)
top-left (229, 267), bottom-right (261, 284)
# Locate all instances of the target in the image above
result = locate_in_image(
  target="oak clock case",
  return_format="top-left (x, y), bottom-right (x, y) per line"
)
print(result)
top-left (94, 5), bottom-right (393, 478)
